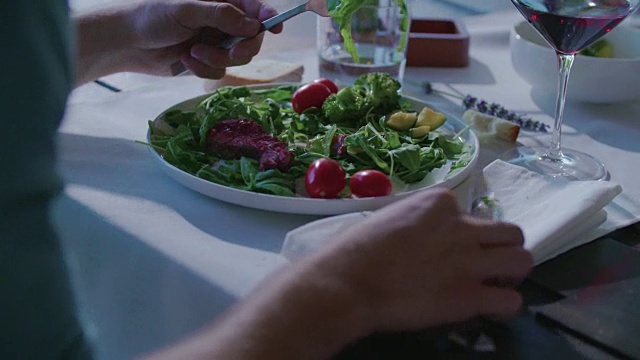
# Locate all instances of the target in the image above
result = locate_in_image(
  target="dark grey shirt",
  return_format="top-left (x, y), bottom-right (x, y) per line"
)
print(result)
top-left (0, 0), bottom-right (91, 358)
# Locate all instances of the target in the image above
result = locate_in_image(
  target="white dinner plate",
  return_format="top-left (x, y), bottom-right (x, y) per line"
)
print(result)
top-left (147, 85), bottom-right (478, 215)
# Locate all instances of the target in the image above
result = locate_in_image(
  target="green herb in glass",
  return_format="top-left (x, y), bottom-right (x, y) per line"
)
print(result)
top-left (328, 0), bottom-right (410, 63)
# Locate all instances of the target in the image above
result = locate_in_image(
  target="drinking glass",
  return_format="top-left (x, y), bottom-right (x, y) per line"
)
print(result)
top-left (316, 0), bottom-right (409, 87)
top-left (503, 0), bottom-right (640, 180)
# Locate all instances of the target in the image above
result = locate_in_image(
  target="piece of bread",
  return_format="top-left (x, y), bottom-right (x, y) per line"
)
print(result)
top-left (462, 109), bottom-right (520, 143)
top-left (204, 59), bottom-right (304, 91)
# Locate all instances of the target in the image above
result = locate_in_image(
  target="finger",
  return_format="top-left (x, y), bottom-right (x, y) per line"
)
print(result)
top-left (476, 287), bottom-right (524, 318)
top-left (190, 27), bottom-right (258, 63)
top-left (212, 0), bottom-right (281, 32)
top-left (190, 43), bottom-right (233, 67)
top-left (179, 1), bottom-right (261, 37)
top-left (414, 188), bottom-right (461, 216)
top-left (190, 38), bottom-right (258, 68)
top-left (474, 247), bottom-right (533, 282)
top-left (462, 217), bottom-right (525, 248)
top-left (401, 188), bottom-right (462, 226)
top-left (180, 55), bottom-right (227, 79)
top-left (228, 33), bottom-right (264, 62)
top-left (372, 188), bottom-right (461, 229)
top-left (258, 4), bottom-right (283, 33)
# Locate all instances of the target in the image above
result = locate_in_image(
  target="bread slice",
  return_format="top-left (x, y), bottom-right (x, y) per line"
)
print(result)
top-left (204, 59), bottom-right (304, 91)
top-left (462, 109), bottom-right (520, 143)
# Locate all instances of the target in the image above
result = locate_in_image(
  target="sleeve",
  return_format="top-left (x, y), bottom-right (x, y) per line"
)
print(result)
top-left (0, 0), bottom-right (92, 358)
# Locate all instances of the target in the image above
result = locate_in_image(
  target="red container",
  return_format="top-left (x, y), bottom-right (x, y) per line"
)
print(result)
top-left (406, 18), bottom-right (470, 67)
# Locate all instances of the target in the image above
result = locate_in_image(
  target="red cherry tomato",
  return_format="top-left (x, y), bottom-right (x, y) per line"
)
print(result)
top-left (349, 170), bottom-right (392, 198)
top-left (305, 158), bottom-right (346, 198)
top-left (292, 82), bottom-right (332, 114)
top-left (313, 78), bottom-right (339, 94)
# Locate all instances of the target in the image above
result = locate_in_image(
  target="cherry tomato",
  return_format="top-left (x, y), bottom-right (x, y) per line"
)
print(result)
top-left (313, 78), bottom-right (339, 94)
top-left (349, 170), bottom-right (392, 198)
top-left (305, 158), bottom-right (346, 198)
top-left (292, 82), bottom-right (332, 114)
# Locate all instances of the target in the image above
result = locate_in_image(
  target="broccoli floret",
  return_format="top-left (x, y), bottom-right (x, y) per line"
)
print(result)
top-left (322, 73), bottom-right (402, 126)
top-left (322, 87), bottom-right (367, 124)
top-left (353, 72), bottom-right (402, 112)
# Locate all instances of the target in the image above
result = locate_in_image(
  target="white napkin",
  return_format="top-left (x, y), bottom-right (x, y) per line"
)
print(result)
top-left (281, 160), bottom-right (622, 265)
top-left (480, 160), bottom-right (621, 264)
top-left (281, 212), bottom-right (370, 261)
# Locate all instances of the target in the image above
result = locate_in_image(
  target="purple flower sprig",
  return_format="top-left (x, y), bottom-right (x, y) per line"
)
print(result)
top-left (421, 82), bottom-right (549, 133)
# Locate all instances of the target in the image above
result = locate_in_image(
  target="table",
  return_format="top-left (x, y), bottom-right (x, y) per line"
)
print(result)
top-left (59, 2), bottom-right (640, 359)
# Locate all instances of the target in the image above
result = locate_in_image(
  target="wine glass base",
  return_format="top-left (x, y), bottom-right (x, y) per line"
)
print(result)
top-left (501, 146), bottom-right (608, 181)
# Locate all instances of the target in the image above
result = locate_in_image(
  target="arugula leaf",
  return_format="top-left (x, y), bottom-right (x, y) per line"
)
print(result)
top-left (239, 157), bottom-right (256, 187)
top-left (390, 143), bottom-right (422, 173)
top-left (162, 109), bottom-right (198, 127)
top-left (307, 124), bottom-right (339, 157)
top-left (252, 86), bottom-right (297, 102)
top-left (254, 171), bottom-right (296, 197)
top-left (345, 131), bottom-right (390, 172)
top-left (432, 133), bottom-right (465, 158)
top-left (163, 139), bottom-right (208, 174)
top-left (195, 157), bottom-right (296, 196)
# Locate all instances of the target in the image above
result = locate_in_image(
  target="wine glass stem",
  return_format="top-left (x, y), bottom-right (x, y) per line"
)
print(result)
top-left (549, 52), bottom-right (574, 160)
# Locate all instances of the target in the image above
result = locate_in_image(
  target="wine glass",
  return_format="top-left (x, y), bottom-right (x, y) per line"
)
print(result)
top-left (503, 0), bottom-right (640, 180)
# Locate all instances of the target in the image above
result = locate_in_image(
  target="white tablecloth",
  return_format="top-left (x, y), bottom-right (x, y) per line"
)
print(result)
top-left (57, 7), bottom-right (640, 360)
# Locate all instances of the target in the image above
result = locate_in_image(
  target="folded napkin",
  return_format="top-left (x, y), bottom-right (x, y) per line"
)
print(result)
top-left (480, 160), bottom-right (621, 264)
top-left (281, 160), bottom-right (622, 265)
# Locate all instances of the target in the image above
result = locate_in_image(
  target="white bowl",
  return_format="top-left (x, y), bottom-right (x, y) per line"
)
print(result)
top-left (510, 20), bottom-right (640, 103)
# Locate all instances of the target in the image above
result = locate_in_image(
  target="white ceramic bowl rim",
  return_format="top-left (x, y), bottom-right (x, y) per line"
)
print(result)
top-left (510, 19), bottom-right (640, 103)
top-left (513, 20), bottom-right (640, 63)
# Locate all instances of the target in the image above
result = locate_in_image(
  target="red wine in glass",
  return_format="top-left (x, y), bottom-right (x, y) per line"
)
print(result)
top-left (514, 1), bottom-right (633, 54)
top-left (503, 0), bottom-right (639, 180)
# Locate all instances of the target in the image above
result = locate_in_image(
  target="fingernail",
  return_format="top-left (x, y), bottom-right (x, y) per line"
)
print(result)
top-left (190, 44), bottom-right (209, 61)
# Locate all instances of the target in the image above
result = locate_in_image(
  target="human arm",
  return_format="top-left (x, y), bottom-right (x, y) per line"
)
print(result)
top-left (73, 0), bottom-right (282, 85)
top-left (142, 189), bottom-right (533, 359)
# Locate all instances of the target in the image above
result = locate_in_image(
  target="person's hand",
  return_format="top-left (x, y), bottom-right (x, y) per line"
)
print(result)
top-left (308, 188), bottom-right (533, 333)
top-left (74, 0), bottom-right (282, 84)
top-left (141, 189), bottom-right (532, 360)
top-left (126, 0), bottom-right (282, 78)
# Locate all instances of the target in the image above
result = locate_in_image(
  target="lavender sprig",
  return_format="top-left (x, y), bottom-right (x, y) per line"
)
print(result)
top-left (421, 82), bottom-right (549, 133)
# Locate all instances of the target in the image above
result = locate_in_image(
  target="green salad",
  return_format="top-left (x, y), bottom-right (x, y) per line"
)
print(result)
top-left (146, 73), bottom-right (472, 198)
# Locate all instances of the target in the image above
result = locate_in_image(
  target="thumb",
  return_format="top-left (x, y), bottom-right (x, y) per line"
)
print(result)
top-left (178, 1), bottom-right (261, 37)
